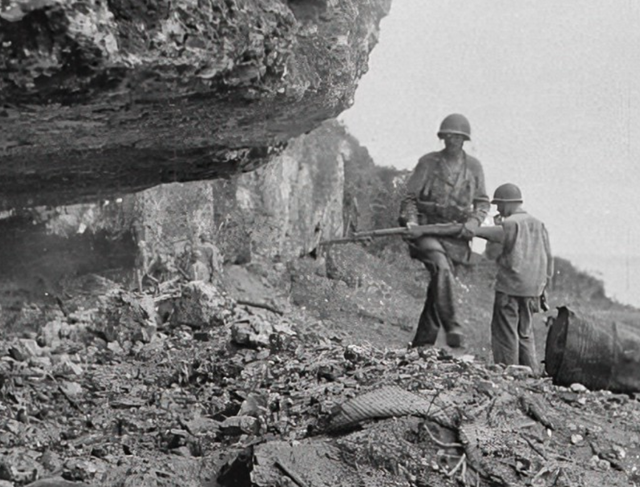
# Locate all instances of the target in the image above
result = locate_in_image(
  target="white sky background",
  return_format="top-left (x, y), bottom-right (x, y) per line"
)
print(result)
top-left (340, 0), bottom-right (640, 264)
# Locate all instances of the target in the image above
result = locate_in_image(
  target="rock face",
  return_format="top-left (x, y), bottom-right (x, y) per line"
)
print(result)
top-left (213, 120), bottom-right (347, 262)
top-left (0, 0), bottom-right (391, 210)
top-left (0, 120), bottom-right (355, 298)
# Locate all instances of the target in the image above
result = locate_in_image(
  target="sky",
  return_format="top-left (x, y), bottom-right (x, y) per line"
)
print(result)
top-left (340, 0), bottom-right (640, 306)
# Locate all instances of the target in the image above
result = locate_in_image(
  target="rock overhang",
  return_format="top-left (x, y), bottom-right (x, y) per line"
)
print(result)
top-left (0, 0), bottom-right (391, 210)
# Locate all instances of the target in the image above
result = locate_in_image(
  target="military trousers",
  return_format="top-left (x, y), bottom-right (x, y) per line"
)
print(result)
top-left (411, 248), bottom-right (464, 349)
top-left (491, 291), bottom-right (538, 372)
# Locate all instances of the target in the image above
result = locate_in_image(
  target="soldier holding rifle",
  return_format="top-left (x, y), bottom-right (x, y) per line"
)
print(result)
top-left (399, 114), bottom-right (490, 349)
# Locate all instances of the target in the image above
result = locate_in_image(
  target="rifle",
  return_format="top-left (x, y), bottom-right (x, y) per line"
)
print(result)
top-left (319, 223), bottom-right (463, 246)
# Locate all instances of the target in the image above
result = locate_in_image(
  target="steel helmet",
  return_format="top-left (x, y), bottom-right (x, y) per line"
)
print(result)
top-left (437, 113), bottom-right (471, 141)
top-left (491, 183), bottom-right (523, 204)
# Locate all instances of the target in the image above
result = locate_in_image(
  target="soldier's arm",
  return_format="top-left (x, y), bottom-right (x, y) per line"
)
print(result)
top-left (399, 158), bottom-right (430, 225)
top-left (473, 225), bottom-right (505, 243)
top-left (458, 157), bottom-right (489, 230)
top-left (470, 163), bottom-right (490, 226)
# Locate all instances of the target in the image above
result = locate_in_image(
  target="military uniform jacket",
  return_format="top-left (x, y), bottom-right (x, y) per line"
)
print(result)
top-left (496, 209), bottom-right (554, 297)
top-left (400, 150), bottom-right (490, 226)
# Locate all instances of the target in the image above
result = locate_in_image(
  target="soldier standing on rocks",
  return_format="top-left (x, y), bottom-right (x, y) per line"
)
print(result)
top-left (400, 114), bottom-right (490, 349)
top-left (470, 183), bottom-right (554, 372)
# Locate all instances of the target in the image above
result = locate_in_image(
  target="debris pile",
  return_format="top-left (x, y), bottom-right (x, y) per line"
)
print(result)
top-left (0, 260), bottom-right (638, 486)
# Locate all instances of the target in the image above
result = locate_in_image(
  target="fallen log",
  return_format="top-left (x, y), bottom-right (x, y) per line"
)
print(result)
top-left (545, 306), bottom-right (640, 393)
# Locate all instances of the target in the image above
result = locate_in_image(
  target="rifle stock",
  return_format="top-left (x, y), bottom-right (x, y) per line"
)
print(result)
top-left (319, 223), bottom-right (463, 246)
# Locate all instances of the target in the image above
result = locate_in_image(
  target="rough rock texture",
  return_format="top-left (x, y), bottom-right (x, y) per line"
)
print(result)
top-left (0, 0), bottom-right (391, 210)
top-left (171, 281), bottom-right (233, 329)
top-left (130, 119), bottom-right (348, 264)
top-left (0, 118), bottom-right (378, 323)
top-left (0, 119), bottom-right (351, 303)
top-left (212, 119), bottom-right (346, 262)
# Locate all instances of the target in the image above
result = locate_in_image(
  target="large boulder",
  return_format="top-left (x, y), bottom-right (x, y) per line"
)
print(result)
top-left (0, 0), bottom-right (391, 210)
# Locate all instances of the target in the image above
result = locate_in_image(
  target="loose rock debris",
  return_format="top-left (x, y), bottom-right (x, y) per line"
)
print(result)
top-left (0, 275), bottom-right (639, 486)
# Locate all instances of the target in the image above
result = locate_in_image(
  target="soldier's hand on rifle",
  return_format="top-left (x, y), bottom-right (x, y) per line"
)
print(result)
top-left (406, 221), bottom-right (423, 239)
top-left (458, 221), bottom-right (477, 240)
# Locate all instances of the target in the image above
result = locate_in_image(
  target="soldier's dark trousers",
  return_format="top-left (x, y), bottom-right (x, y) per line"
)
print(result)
top-left (411, 251), bottom-right (464, 348)
top-left (491, 291), bottom-right (538, 371)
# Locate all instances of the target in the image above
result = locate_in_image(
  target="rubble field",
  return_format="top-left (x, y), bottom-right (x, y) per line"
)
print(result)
top-left (1, 243), bottom-right (639, 487)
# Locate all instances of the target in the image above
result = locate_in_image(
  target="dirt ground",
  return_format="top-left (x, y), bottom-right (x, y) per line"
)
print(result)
top-left (1, 242), bottom-right (640, 486)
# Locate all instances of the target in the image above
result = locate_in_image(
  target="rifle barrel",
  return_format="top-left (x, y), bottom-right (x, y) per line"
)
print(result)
top-left (318, 223), bottom-right (463, 246)
top-left (318, 237), bottom-right (370, 246)
top-left (353, 227), bottom-right (408, 238)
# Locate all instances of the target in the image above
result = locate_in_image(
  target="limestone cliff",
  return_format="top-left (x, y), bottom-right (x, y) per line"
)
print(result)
top-left (0, 0), bottom-right (391, 210)
top-left (0, 120), bottom-right (361, 296)
top-left (212, 119), bottom-right (347, 261)
top-left (112, 120), bottom-right (351, 264)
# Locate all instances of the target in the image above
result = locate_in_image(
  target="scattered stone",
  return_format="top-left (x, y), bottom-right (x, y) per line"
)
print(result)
top-left (0, 449), bottom-right (42, 484)
top-left (97, 291), bottom-right (158, 344)
top-left (8, 339), bottom-right (43, 362)
top-left (4, 419), bottom-right (23, 436)
top-left (106, 341), bottom-right (124, 354)
top-left (570, 383), bottom-right (588, 393)
top-left (173, 446), bottom-right (192, 458)
top-left (183, 417), bottom-right (221, 436)
top-left (38, 451), bottom-right (62, 474)
top-left (8, 345), bottom-right (27, 362)
top-left (28, 356), bottom-right (52, 371)
top-left (67, 309), bottom-right (95, 325)
top-left (504, 365), bottom-right (534, 379)
top-left (605, 393), bottom-right (629, 404)
top-left (589, 455), bottom-right (611, 471)
top-left (344, 345), bottom-right (367, 363)
top-left (230, 318), bottom-right (273, 348)
top-left (59, 381), bottom-right (82, 398)
top-left (571, 434), bottom-right (584, 445)
top-left (557, 390), bottom-right (579, 404)
top-left (457, 354), bottom-right (475, 363)
top-left (109, 397), bottom-right (146, 409)
top-left (38, 320), bottom-right (71, 349)
top-left (475, 379), bottom-right (497, 397)
top-left (587, 425), bottom-right (603, 435)
top-left (611, 444), bottom-right (626, 460)
top-left (238, 392), bottom-right (269, 419)
top-left (219, 416), bottom-right (260, 436)
top-left (485, 363), bottom-right (505, 373)
top-left (63, 458), bottom-right (105, 482)
top-left (171, 282), bottom-right (233, 329)
top-left (53, 355), bottom-right (83, 376)
top-left (134, 323), bottom-right (157, 344)
top-left (230, 317), bottom-right (295, 349)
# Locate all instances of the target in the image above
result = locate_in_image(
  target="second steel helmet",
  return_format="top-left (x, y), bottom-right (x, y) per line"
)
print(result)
top-left (491, 183), bottom-right (523, 204)
top-left (437, 113), bottom-right (471, 141)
